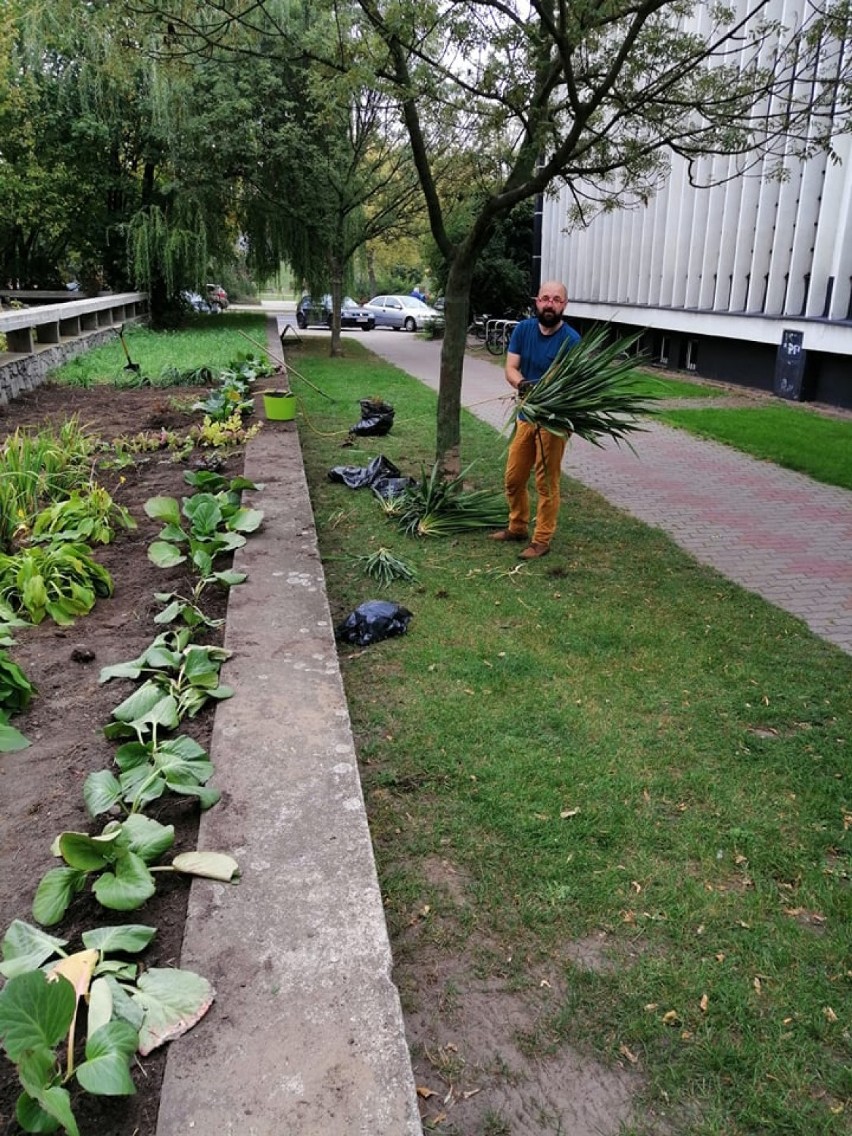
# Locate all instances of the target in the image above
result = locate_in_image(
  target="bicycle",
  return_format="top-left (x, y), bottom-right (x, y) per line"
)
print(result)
top-left (466, 313), bottom-right (490, 348)
top-left (485, 317), bottom-right (519, 356)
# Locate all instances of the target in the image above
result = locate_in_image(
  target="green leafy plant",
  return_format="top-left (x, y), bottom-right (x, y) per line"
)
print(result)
top-left (151, 590), bottom-right (227, 631)
top-left (188, 412), bottom-right (263, 449)
top-left (159, 364), bottom-right (217, 386)
top-left (0, 650), bottom-right (35, 715)
top-left (514, 325), bottom-right (659, 447)
top-left (99, 629), bottom-right (233, 739)
top-left (0, 919), bottom-right (215, 1135)
top-left (32, 814), bottom-right (239, 925)
top-left (392, 463), bottom-right (508, 537)
top-left (0, 544), bottom-right (113, 625)
top-left (192, 380), bottom-right (254, 422)
top-left (188, 352), bottom-right (271, 422)
top-left (0, 421), bottom-right (96, 552)
top-left (0, 601), bottom-right (33, 751)
top-left (30, 486), bottom-right (136, 546)
top-left (0, 709), bottom-right (30, 753)
top-left (144, 481), bottom-right (262, 577)
top-left (84, 733), bottom-right (219, 817)
top-left (220, 351), bottom-right (274, 384)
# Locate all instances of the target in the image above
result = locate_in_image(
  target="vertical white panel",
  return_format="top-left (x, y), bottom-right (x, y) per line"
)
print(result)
top-left (648, 178), bottom-right (671, 307)
top-left (659, 156), bottom-right (687, 306)
top-left (713, 171), bottom-right (746, 310)
top-left (728, 167), bottom-right (763, 310)
top-left (807, 133), bottom-right (852, 317)
top-left (784, 152), bottom-right (825, 315)
top-left (764, 150), bottom-right (805, 314)
top-left (695, 160), bottom-right (730, 308)
top-left (745, 165), bottom-right (781, 312)
top-left (670, 167), bottom-right (697, 306)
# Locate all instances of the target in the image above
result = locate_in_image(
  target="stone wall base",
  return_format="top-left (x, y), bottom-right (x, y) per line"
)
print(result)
top-left (0, 326), bottom-right (135, 405)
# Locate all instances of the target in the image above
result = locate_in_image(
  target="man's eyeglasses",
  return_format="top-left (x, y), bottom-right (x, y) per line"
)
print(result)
top-left (537, 294), bottom-right (565, 304)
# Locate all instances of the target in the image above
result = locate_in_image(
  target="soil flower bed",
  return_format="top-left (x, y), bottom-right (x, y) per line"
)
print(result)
top-left (0, 382), bottom-right (246, 1136)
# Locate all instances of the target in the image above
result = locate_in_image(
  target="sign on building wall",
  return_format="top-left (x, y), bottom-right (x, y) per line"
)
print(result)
top-left (772, 330), bottom-right (808, 400)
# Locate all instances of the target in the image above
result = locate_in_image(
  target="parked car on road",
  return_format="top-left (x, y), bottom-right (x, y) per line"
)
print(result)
top-left (296, 294), bottom-right (375, 330)
top-left (364, 294), bottom-right (442, 331)
top-left (206, 284), bottom-right (229, 309)
top-left (181, 290), bottom-right (220, 314)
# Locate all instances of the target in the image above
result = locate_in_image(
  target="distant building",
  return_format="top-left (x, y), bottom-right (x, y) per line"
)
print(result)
top-left (539, 134), bottom-right (852, 409)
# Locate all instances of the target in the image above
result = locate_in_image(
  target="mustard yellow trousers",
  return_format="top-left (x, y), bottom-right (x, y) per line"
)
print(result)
top-left (504, 421), bottom-right (567, 546)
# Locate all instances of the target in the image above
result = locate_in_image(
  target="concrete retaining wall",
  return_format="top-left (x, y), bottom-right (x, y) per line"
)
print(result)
top-left (0, 327), bottom-right (127, 405)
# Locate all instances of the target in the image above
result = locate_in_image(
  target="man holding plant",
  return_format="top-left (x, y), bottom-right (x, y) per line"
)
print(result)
top-left (490, 282), bottom-right (580, 560)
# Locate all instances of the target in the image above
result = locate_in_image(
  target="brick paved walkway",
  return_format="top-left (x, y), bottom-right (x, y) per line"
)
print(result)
top-left (358, 332), bottom-right (852, 656)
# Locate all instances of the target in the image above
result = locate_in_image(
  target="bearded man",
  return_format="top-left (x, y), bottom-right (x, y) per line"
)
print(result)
top-left (489, 282), bottom-right (581, 560)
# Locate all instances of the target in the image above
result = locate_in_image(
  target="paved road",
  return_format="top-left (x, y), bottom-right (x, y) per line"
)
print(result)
top-left (305, 326), bottom-right (852, 656)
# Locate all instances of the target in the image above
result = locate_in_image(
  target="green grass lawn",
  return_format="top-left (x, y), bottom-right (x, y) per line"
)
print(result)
top-left (659, 402), bottom-right (852, 491)
top-left (290, 338), bottom-right (851, 1136)
top-left (49, 312), bottom-right (270, 386)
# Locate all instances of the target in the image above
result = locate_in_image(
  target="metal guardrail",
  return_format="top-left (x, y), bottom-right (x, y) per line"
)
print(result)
top-left (0, 293), bottom-right (148, 354)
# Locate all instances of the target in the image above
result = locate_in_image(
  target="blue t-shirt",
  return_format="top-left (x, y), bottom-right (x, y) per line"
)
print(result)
top-left (507, 318), bottom-right (581, 385)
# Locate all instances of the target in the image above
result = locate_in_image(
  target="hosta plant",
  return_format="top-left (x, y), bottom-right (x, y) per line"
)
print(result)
top-left (32, 813), bottom-right (239, 926)
top-left (145, 477), bottom-right (262, 577)
top-left (84, 732), bottom-right (219, 817)
top-left (99, 629), bottom-right (233, 740)
top-left (0, 920), bottom-right (215, 1135)
top-left (0, 544), bottom-right (113, 625)
top-left (0, 602), bottom-right (33, 751)
top-left (0, 709), bottom-right (30, 753)
top-left (30, 486), bottom-right (136, 546)
top-left (0, 650), bottom-right (35, 715)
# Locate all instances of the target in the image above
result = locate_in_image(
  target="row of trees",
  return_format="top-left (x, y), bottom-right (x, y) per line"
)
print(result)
top-left (3, 0), bottom-right (849, 465)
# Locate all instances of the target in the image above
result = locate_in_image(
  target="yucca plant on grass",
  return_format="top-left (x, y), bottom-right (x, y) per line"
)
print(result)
top-left (514, 325), bottom-right (659, 447)
top-left (353, 547), bottom-right (418, 587)
top-left (393, 463), bottom-right (508, 538)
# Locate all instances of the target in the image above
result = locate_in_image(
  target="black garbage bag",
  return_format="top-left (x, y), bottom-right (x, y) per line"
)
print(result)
top-left (372, 476), bottom-right (416, 500)
top-left (335, 600), bottom-right (413, 646)
top-left (350, 398), bottom-right (395, 437)
top-left (328, 454), bottom-right (402, 489)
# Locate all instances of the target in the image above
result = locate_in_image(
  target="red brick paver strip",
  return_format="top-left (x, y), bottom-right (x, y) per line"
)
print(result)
top-left (564, 423), bottom-right (852, 655)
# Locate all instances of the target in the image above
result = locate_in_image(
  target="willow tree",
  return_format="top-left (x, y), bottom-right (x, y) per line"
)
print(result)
top-left (128, 0), bottom-right (849, 463)
top-left (138, 3), bottom-right (425, 355)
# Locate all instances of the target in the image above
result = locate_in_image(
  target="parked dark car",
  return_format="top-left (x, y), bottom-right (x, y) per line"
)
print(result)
top-left (296, 295), bottom-right (375, 330)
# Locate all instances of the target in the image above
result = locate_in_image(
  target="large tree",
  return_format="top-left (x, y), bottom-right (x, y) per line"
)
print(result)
top-left (129, 0), bottom-right (851, 467)
top-left (142, 4), bottom-right (425, 352)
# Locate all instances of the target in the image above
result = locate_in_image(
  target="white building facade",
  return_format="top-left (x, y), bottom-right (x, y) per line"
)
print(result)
top-left (539, 75), bottom-right (852, 408)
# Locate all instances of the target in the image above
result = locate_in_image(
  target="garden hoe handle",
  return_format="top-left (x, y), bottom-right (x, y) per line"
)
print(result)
top-left (118, 325), bottom-right (140, 373)
top-left (238, 329), bottom-right (333, 402)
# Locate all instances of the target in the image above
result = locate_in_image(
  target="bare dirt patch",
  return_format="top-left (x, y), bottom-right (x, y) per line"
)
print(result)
top-left (0, 382), bottom-right (240, 1136)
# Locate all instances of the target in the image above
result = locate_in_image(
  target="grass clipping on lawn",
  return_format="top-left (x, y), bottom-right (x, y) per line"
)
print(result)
top-left (515, 325), bottom-right (659, 447)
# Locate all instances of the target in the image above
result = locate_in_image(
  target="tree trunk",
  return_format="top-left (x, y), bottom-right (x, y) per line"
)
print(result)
top-left (435, 255), bottom-right (476, 476)
top-left (329, 255), bottom-right (343, 358)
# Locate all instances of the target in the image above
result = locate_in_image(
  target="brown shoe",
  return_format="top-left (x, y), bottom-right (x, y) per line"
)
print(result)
top-left (489, 529), bottom-right (528, 542)
top-left (518, 542), bottom-right (550, 560)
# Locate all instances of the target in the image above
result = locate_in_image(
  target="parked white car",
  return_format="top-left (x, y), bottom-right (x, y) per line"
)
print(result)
top-left (364, 294), bottom-right (442, 331)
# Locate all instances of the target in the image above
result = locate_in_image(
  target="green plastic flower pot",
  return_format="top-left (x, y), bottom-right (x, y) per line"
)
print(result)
top-left (262, 391), bottom-right (296, 421)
